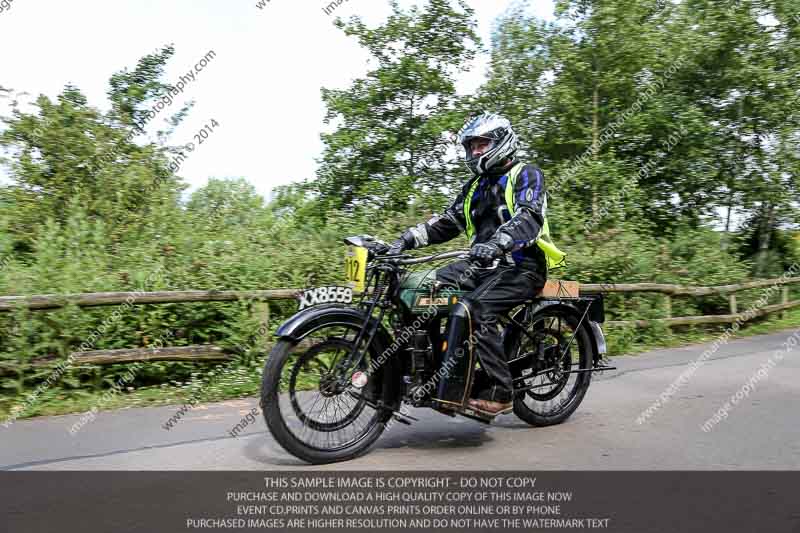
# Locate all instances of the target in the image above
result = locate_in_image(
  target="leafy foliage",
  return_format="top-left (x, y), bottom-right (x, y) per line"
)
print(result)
top-left (0, 1), bottom-right (798, 417)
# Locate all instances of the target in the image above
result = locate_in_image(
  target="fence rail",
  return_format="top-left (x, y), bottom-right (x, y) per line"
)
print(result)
top-left (581, 278), bottom-right (800, 296)
top-left (0, 289), bottom-right (300, 312)
top-left (2, 277), bottom-right (798, 365)
top-left (582, 277), bottom-right (800, 328)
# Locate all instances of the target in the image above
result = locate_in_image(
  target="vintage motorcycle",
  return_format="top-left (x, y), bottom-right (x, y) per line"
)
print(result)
top-left (260, 235), bottom-right (612, 464)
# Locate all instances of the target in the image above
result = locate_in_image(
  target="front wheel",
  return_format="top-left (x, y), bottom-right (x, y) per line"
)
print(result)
top-left (509, 307), bottom-right (593, 426)
top-left (261, 328), bottom-right (392, 464)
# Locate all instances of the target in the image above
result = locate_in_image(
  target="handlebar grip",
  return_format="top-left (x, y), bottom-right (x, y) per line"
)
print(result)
top-left (468, 257), bottom-right (501, 270)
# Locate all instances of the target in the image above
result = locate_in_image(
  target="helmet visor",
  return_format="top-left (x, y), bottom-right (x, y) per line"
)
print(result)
top-left (463, 136), bottom-right (497, 161)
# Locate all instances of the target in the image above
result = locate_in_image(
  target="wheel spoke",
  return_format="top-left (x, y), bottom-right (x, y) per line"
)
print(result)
top-left (270, 333), bottom-right (383, 454)
top-left (515, 311), bottom-right (591, 421)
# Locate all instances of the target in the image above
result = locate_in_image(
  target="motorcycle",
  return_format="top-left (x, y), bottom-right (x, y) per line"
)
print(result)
top-left (260, 235), bottom-right (613, 464)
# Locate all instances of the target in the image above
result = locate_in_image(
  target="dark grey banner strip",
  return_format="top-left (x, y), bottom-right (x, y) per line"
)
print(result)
top-left (2, 471), bottom-right (797, 533)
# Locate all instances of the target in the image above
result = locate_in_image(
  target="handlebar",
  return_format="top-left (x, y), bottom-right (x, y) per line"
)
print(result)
top-left (392, 249), bottom-right (468, 265)
top-left (383, 249), bottom-right (500, 271)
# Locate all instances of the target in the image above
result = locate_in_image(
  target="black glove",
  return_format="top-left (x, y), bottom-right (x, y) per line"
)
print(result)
top-left (469, 232), bottom-right (514, 266)
top-left (387, 230), bottom-right (415, 255)
top-left (469, 241), bottom-right (503, 266)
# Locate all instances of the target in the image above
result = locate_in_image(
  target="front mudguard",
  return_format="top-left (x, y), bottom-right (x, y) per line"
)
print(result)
top-left (274, 305), bottom-right (403, 411)
top-left (503, 297), bottom-right (607, 365)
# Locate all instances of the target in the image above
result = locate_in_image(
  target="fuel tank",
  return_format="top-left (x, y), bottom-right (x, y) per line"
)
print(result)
top-left (397, 271), bottom-right (469, 316)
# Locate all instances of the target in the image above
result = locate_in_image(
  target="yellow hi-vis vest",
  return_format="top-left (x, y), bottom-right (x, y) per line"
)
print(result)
top-left (463, 162), bottom-right (567, 270)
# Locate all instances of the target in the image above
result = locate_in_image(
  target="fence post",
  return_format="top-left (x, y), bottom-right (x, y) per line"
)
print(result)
top-left (253, 302), bottom-right (270, 345)
top-left (782, 287), bottom-right (789, 320)
top-left (729, 294), bottom-right (737, 314)
top-left (664, 295), bottom-right (672, 319)
top-left (729, 294), bottom-right (737, 326)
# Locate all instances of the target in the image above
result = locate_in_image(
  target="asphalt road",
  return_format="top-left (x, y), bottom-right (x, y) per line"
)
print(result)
top-left (2, 329), bottom-right (799, 471)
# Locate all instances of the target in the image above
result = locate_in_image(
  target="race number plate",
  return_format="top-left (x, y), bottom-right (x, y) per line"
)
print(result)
top-left (298, 286), bottom-right (353, 310)
top-left (345, 245), bottom-right (368, 293)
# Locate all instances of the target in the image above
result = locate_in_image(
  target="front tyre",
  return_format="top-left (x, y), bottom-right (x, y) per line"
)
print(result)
top-left (261, 334), bottom-right (392, 464)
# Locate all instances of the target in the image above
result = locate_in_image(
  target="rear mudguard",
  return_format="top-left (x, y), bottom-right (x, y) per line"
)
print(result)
top-left (503, 297), bottom-right (607, 365)
top-left (274, 305), bottom-right (403, 411)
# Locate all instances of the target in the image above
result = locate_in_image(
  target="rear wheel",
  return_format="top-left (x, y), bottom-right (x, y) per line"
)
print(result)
top-left (260, 325), bottom-right (392, 464)
top-left (509, 308), bottom-right (593, 426)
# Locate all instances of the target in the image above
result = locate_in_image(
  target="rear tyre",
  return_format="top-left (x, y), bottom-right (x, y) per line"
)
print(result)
top-left (511, 308), bottom-right (593, 427)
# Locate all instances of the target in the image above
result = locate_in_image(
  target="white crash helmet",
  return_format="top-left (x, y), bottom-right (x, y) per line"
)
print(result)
top-left (458, 112), bottom-right (518, 176)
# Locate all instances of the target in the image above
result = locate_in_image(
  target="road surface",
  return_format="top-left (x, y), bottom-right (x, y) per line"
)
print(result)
top-left (2, 329), bottom-right (799, 470)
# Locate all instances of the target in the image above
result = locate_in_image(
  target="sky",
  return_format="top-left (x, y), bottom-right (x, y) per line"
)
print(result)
top-left (0, 0), bottom-right (555, 200)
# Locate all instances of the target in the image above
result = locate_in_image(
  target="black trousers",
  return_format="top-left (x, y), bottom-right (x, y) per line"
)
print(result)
top-left (436, 260), bottom-right (546, 403)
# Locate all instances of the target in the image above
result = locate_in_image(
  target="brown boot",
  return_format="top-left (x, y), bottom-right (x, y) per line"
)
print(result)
top-left (468, 398), bottom-right (513, 416)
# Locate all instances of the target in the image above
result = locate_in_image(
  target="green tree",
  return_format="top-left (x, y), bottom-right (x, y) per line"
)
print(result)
top-left (479, 0), bottom-right (699, 233)
top-left (480, 0), bottom-right (799, 251)
top-left (186, 178), bottom-right (266, 229)
top-left (676, 0), bottom-right (800, 272)
top-left (316, 0), bottom-right (481, 213)
top-left (0, 46), bottom-right (190, 251)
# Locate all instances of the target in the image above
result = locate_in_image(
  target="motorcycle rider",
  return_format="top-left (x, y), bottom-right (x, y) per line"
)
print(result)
top-left (388, 112), bottom-right (563, 416)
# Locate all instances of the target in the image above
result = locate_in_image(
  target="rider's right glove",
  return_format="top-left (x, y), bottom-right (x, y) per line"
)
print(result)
top-left (468, 242), bottom-right (502, 266)
top-left (469, 232), bottom-right (514, 266)
top-left (387, 229), bottom-right (415, 256)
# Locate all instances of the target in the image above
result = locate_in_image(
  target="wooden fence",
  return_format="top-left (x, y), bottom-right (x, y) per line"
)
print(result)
top-left (581, 277), bottom-right (800, 328)
top-left (1, 277), bottom-right (798, 366)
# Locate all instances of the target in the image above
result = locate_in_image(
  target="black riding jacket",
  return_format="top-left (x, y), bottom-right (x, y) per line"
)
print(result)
top-left (407, 161), bottom-right (548, 273)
